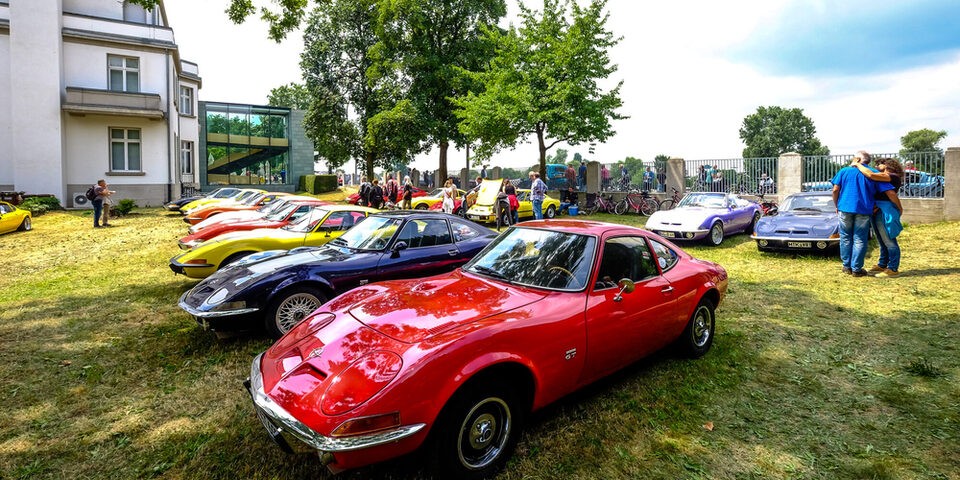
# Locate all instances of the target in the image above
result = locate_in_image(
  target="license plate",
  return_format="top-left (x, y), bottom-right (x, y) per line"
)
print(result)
top-left (787, 241), bottom-right (811, 248)
top-left (660, 231), bottom-right (676, 238)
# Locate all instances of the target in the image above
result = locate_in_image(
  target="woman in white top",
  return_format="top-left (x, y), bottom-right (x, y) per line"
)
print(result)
top-left (442, 179), bottom-right (456, 214)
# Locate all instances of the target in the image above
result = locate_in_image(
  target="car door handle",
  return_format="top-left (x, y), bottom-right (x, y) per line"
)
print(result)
top-left (661, 286), bottom-right (674, 293)
top-left (447, 249), bottom-right (459, 256)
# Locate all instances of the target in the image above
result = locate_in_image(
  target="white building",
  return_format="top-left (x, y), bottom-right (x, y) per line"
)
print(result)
top-left (0, 0), bottom-right (201, 207)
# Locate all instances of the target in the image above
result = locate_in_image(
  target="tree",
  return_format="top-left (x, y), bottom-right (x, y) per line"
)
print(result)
top-left (546, 148), bottom-right (569, 165)
top-left (130, 0), bottom-right (312, 41)
top-left (300, 0), bottom-right (418, 176)
top-left (739, 106), bottom-right (830, 158)
top-left (454, 0), bottom-right (625, 180)
top-left (378, 0), bottom-right (506, 182)
top-left (267, 82), bottom-right (311, 109)
top-left (900, 128), bottom-right (948, 155)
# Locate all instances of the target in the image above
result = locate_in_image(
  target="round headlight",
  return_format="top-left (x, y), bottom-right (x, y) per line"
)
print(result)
top-left (204, 288), bottom-right (228, 306)
top-left (759, 239), bottom-right (768, 247)
top-left (322, 351), bottom-right (403, 416)
top-left (685, 232), bottom-right (694, 239)
top-left (817, 241), bottom-right (827, 249)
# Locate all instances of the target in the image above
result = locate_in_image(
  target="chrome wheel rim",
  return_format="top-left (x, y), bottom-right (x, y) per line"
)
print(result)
top-left (546, 207), bottom-right (555, 218)
top-left (457, 397), bottom-right (511, 470)
top-left (24, 218), bottom-right (31, 230)
top-left (711, 224), bottom-right (723, 244)
top-left (276, 293), bottom-right (321, 334)
top-left (692, 305), bottom-right (712, 347)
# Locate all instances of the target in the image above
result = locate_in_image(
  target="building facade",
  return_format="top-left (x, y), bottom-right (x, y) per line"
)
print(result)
top-left (0, 0), bottom-right (201, 207)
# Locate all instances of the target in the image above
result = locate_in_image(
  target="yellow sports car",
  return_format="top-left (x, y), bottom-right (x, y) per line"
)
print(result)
top-left (410, 188), bottom-right (465, 210)
top-left (466, 181), bottom-right (561, 223)
top-left (170, 205), bottom-right (377, 279)
top-left (0, 201), bottom-right (32, 235)
top-left (180, 188), bottom-right (265, 214)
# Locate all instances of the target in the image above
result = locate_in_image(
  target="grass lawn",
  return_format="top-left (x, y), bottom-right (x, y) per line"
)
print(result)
top-left (1, 208), bottom-right (958, 479)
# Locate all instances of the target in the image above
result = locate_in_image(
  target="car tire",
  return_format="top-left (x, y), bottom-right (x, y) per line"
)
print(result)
top-left (18, 217), bottom-right (31, 231)
top-left (430, 382), bottom-right (525, 480)
top-left (545, 205), bottom-right (556, 219)
top-left (677, 298), bottom-right (716, 358)
top-left (415, 204), bottom-right (428, 210)
top-left (265, 286), bottom-right (328, 338)
top-left (706, 221), bottom-right (724, 246)
top-left (748, 212), bottom-right (761, 234)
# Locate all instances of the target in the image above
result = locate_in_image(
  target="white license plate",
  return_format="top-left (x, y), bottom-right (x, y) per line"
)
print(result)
top-left (787, 241), bottom-right (811, 248)
top-left (660, 231), bottom-right (676, 238)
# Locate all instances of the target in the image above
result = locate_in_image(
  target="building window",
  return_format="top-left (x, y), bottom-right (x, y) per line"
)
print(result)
top-left (181, 141), bottom-right (193, 174)
top-left (110, 128), bottom-right (141, 172)
top-left (108, 56), bottom-right (139, 93)
top-left (179, 86), bottom-right (193, 116)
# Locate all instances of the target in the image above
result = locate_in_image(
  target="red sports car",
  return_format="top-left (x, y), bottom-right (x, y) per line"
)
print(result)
top-left (246, 220), bottom-right (727, 477)
top-left (346, 185), bottom-right (428, 205)
top-left (178, 200), bottom-right (330, 249)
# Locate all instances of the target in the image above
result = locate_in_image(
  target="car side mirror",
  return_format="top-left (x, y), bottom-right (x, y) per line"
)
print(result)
top-left (391, 241), bottom-right (408, 256)
top-left (614, 278), bottom-right (635, 302)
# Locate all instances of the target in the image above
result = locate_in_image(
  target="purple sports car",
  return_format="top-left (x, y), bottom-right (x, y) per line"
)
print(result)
top-left (751, 192), bottom-right (840, 253)
top-left (645, 192), bottom-right (762, 246)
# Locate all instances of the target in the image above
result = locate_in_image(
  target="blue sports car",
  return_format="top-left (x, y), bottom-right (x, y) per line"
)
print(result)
top-left (751, 192), bottom-right (840, 253)
top-left (178, 211), bottom-right (498, 337)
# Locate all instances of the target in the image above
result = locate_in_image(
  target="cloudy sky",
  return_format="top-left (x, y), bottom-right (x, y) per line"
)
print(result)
top-left (166, 0), bottom-right (960, 173)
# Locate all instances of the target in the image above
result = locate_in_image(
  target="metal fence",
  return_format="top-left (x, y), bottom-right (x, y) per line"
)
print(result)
top-left (801, 151), bottom-right (944, 198)
top-left (684, 157), bottom-right (778, 195)
top-left (600, 161), bottom-right (661, 192)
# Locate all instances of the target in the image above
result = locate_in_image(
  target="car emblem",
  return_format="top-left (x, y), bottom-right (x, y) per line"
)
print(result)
top-left (307, 347), bottom-right (324, 359)
top-left (564, 348), bottom-right (577, 360)
top-left (359, 280), bottom-right (369, 285)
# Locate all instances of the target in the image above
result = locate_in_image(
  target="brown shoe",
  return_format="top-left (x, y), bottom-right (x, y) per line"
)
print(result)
top-left (868, 265), bottom-right (885, 272)
top-left (851, 269), bottom-right (868, 277)
top-left (875, 269), bottom-right (899, 278)
top-left (842, 267), bottom-right (852, 275)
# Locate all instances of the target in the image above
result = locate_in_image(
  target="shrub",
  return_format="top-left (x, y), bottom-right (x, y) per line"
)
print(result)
top-left (298, 175), bottom-right (338, 194)
top-left (20, 196), bottom-right (62, 216)
top-left (111, 199), bottom-right (137, 217)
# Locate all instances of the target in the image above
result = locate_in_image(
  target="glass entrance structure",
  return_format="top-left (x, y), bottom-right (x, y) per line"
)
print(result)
top-left (203, 102), bottom-right (290, 185)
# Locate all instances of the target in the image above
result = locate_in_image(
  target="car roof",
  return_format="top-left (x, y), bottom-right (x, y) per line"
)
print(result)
top-left (788, 191), bottom-right (833, 197)
top-left (326, 205), bottom-right (379, 213)
top-left (516, 219), bottom-right (646, 236)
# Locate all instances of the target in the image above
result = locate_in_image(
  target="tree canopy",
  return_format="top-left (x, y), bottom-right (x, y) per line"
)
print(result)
top-left (267, 82), bottom-right (311, 109)
top-left (900, 128), bottom-right (948, 155)
top-left (739, 106), bottom-right (830, 158)
top-left (453, 0), bottom-right (625, 179)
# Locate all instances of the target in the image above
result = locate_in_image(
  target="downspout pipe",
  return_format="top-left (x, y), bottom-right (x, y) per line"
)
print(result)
top-left (165, 52), bottom-right (172, 203)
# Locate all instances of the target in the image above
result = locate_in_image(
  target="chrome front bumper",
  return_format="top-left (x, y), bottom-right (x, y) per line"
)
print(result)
top-left (751, 235), bottom-right (840, 242)
top-left (246, 353), bottom-right (426, 453)
top-left (178, 291), bottom-right (259, 318)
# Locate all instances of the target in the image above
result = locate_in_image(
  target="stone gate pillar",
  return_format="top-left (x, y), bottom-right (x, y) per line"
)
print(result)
top-left (666, 158), bottom-right (685, 196)
top-left (945, 147), bottom-right (960, 221)
top-left (586, 161), bottom-right (601, 194)
top-left (777, 152), bottom-right (803, 203)
top-left (490, 166), bottom-right (502, 180)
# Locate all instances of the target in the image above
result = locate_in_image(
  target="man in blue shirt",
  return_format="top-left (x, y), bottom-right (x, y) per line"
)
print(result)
top-left (831, 151), bottom-right (894, 276)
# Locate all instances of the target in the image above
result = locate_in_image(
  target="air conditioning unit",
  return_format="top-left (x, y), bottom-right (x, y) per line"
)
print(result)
top-left (71, 191), bottom-right (93, 209)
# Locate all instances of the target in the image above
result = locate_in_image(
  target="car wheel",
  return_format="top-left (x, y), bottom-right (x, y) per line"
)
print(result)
top-left (748, 212), bottom-right (761, 234)
top-left (677, 298), bottom-right (715, 358)
top-left (545, 205), bottom-right (556, 219)
top-left (432, 383), bottom-right (524, 480)
top-left (18, 217), bottom-right (31, 231)
top-left (707, 221), bottom-right (724, 246)
top-left (415, 204), bottom-right (428, 210)
top-left (265, 286), bottom-right (327, 338)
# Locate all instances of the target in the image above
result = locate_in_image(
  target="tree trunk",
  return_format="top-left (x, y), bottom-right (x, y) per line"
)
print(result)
top-left (438, 140), bottom-right (449, 183)
top-left (364, 151), bottom-right (375, 182)
top-left (537, 129), bottom-right (547, 180)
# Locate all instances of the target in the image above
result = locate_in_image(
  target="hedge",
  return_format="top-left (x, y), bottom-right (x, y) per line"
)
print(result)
top-left (20, 196), bottom-right (62, 216)
top-left (298, 175), bottom-right (338, 194)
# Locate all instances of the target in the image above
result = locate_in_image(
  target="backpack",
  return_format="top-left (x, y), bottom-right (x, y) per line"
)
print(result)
top-left (85, 185), bottom-right (98, 201)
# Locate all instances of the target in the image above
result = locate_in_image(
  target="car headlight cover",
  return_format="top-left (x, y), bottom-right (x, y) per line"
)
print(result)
top-left (322, 351), bottom-right (403, 416)
top-left (204, 288), bottom-right (228, 306)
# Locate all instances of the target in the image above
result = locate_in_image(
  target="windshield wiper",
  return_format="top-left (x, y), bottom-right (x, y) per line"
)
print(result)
top-left (472, 265), bottom-right (511, 283)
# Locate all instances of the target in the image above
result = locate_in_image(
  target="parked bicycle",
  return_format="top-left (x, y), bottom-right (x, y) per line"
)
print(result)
top-left (615, 190), bottom-right (659, 216)
top-left (582, 193), bottom-right (618, 215)
top-left (658, 187), bottom-right (683, 211)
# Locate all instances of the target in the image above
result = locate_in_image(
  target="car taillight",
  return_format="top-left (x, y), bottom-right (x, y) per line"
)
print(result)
top-left (321, 351), bottom-right (402, 416)
top-left (270, 313), bottom-right (336, 355)
top-left (331, 412), bottom-right (401, 437)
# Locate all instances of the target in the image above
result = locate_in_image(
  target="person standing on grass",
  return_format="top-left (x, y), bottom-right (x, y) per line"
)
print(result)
top-left (578, 161), bottom-right (587, 191)
top-left (657, 167), bottom-right (667, 193)
top-left (401, 176), bottom-right (414, 209)
top-left (530, 171), bottom-right (547, 220)
top-left (480, 165), bottom-right (488, 180)
top-left (831, 151), bottom-right (894, 277)
top-left (564, 164), bottom-right (577, 199)
top-left (502, 178), bottom-right (519, 224)
top-left (851, 157), bottom-right (905, 278)
top-left (93, 179), bottom-right (115, 228)
top-left (369, 178), bottom-right (384, 209)
top-left (358, 176), bottom-right (371, 206)
top-left (442, 179), bottom-right (456, 214)
top-left (601, 164), bottom-right (610, 191)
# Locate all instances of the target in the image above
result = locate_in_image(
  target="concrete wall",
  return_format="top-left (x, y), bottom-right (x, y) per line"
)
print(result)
top-left (62, 0), bottom-right (123, 20)
top-left (67, 183), bottom-right (166, 208)
top-left (944, 147), bottom-right (960, 221)
top-left (0, 30), bottom-right (11, 188)
top-left (900, 199), bottom-right (944, 225)
top-left (62, 41), bottom-right (171, 105)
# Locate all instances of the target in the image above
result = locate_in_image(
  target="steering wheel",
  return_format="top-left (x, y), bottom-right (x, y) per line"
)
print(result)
top-left (548, 265), bottom-right (574, 279)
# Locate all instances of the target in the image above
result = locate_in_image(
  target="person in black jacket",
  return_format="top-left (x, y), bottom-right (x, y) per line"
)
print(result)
top-left (401, 176), bottom-right (414, 209)
top-left (369, 179), bottom-right (384, 209)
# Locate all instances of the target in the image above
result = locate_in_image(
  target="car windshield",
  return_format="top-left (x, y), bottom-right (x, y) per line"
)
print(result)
top-left (241, 193), bottom-right (265, 206)
top-left (282, 208), bottom-right (329, 233)
top-left (211, 188), bottom-right (239, 198)
top-left (464, 227), bottom-right (597, 291)
top-left (782, 195), bottom-right (835, 212)
top-left (427, 188), bottom-right (444, 197)
top-left (265, 203), bottom-right (298, 221)
top-left (330, 216), bottom-right (402, 250)
top-left (256, 199), bottom-right (286, 214)
top-left (234, 191), bottom-right (257, 202)
top-left (677, 193), bottom-right (726, 208)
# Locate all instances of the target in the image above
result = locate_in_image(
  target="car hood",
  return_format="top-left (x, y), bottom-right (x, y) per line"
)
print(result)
top-left (648, 207), bottom-right (719, 228)
top-left (206, 227), bottom-right (303, 245)
top-left (755, 211), bottom-right (838, 236)
top-left (346, 270), bottom-right (548, 344)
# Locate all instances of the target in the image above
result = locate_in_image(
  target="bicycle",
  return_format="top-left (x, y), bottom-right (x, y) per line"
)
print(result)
top-left (657, 187), bottom-right (683, 210)
top-left (615, 190), bottom-right (659, 216)
top-left (582, 193), bottom-right (618, 215)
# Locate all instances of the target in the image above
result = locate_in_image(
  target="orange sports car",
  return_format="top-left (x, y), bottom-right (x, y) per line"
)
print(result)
top-left (183, 192), bottom-right (290, 225)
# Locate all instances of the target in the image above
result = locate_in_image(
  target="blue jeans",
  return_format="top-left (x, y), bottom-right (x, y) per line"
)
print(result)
top-left (532, 199), bottom-right (543, 219)
top-left (838, 211), bottom-right (872, 271)
top-left (872, 208), bottom-right (900, 271)
top-left (92, 199), bottom-right (103, 226)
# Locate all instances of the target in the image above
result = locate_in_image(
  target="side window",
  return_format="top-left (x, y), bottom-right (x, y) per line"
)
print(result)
top-left (320, 211), bottom-right (363, 231)
top-left (648, 239), bottom-right (679, 272)
top-left (594, 236), bottom-right (659, 290)
top-left (395, 219), bottom-right (452, 248)
top-left (516, 191), bottom-right (529, 202)
top-left (450, 219), bottom-right (481, 242)
top-left (288, 205), bottom-right (311, 220)
top-left (0, 204), bottom-right (12, 214)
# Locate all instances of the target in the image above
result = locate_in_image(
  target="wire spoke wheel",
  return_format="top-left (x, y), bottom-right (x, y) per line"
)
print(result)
top-left (275, 293), bottom-right (321, 334)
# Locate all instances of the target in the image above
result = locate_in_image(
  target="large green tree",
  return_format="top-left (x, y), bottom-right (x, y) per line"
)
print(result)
top-left (267, 82), bottom-right (311, 109)
top-left (900, 128), bottom-right (948, 155)
top-left (300, 0), bottom-right (417, 176)
top-left (378, 0), bottom-right (506, 181)
top-left (739, 106), bottom-right (830, 158)
top-left (453, 0), bottom-right (625, 180)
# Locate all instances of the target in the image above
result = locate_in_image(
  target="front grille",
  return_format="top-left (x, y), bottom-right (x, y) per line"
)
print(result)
top-left (776, 230), bottom-right (808, 234)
